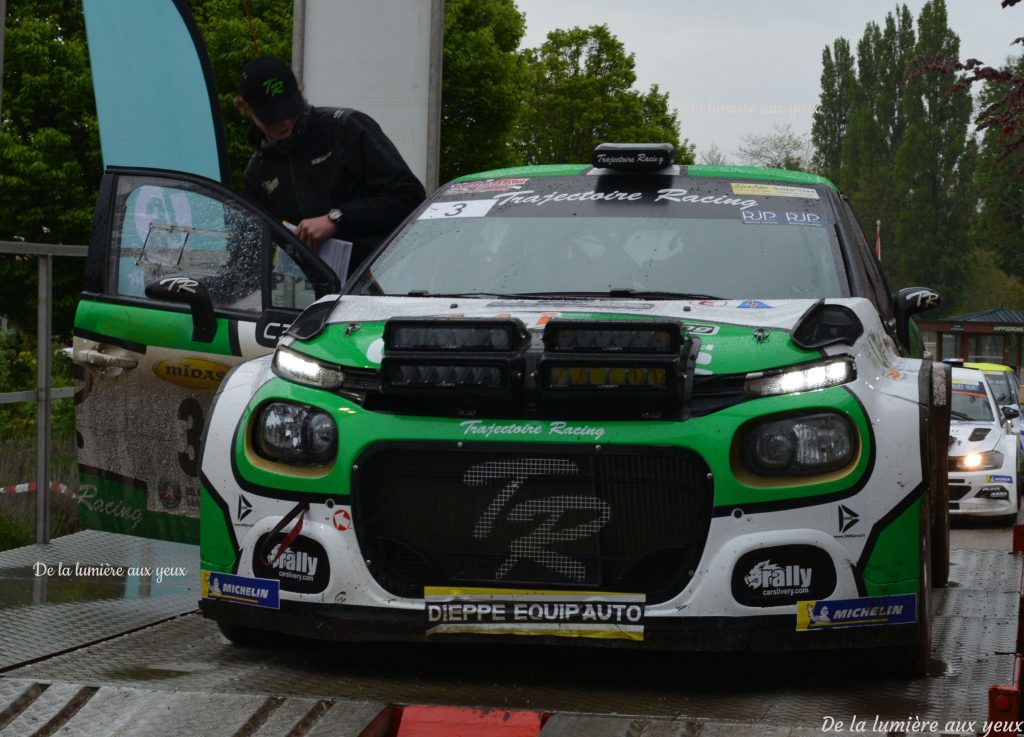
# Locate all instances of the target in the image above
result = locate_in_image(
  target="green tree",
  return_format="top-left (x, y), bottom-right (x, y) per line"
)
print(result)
top-left (0, 0), bottom-right (101, 338)
top-left (188, 0), bottom-right (292, 189)
top-left (834, 11), bottom-right (914, 273)
top-left (974, 55), bottom-right (1024, 284)
top-left (909, 0), bottom-right (1023, 164)
top-left (440, 0), bottom-right (526, 182)
top-left (811, 38), bottom-right (855, 182)
top-left (888, 0), bottom-right (974, 303)
top-left (514, 25), bottom-right (692, 165)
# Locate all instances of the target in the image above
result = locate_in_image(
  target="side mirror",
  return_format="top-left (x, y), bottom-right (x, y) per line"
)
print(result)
top-left (894, 287), bottom-right (942, 348)
top-left (1001, 405), bottom-right (1020, 421)
top-left (145, 276), bottom-right (217, 343)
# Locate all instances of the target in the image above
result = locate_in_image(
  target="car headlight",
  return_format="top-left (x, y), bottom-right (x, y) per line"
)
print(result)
top-left (745, 357), bottom-right (855, 398)
top-left (743, 413), bottom-right (856, 475)
top-left (254, 402), bottom-right (337, 466)
top-left (949, 450), bottom-right (1004, 471)
top-left (273, 346), bottom-right (345, 390)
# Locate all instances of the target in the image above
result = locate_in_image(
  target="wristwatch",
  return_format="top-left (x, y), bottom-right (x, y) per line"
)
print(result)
top-left (327, 208), bottom-right (343, 226)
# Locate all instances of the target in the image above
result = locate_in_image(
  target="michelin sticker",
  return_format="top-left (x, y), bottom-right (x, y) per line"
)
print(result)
top-left (202, 570), bottom-right (280, 609)
top-left (797, 593), bottom-right (916, 630)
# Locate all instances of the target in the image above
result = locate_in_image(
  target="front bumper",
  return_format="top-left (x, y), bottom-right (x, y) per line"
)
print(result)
top-left (948, 468), bottom-right (1017, 518)
top-left (199, 597), bottom-right (918, 652)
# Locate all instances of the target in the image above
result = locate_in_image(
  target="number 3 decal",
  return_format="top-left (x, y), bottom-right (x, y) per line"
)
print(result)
top-left (177, 397), bottom-right (205, 477)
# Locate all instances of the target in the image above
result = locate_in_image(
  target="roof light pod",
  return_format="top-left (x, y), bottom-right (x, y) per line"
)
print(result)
top-left (592, 143), bottom-right (675, 171)
top-left (791, 301), bottom-right (863, 349)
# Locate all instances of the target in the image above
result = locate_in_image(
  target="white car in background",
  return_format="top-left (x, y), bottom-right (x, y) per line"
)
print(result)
top-left (948, 367), bottom-right (1021, 523)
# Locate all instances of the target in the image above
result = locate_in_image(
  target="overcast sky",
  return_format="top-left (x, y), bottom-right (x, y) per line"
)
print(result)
top-left (512, 0), bottom-right (1020, 162)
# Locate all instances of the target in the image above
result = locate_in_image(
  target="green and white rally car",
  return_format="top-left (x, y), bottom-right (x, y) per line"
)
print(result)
top-left (73, 144), bottom-right (949, 675)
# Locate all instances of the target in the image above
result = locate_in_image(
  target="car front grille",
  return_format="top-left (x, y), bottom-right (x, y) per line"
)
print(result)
top-left (352, 443), bottom-right (714, 604)
top-left (948, 482), bottom-right (971, 501)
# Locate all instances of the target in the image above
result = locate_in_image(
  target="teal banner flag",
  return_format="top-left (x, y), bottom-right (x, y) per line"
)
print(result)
top-left (82, 0), bottom-right (228, 183)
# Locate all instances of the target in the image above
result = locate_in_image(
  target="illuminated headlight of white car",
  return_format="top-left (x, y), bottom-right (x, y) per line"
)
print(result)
top-left (949, 450), bottom-right (1004, 472)
top-left (744, 357), bottom-right (855, 398)
top-left (273, 345), bottom-right (346, 390)
top-left (255, 402), bottom-right (337, 466)
top-left (743, 412), bottom-right (856, 475)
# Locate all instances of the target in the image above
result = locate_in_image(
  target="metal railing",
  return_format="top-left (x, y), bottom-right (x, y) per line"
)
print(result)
top-left (0, 240), bottom-right (88, 543)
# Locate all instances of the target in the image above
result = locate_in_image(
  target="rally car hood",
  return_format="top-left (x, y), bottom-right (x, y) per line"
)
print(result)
top-left (281, 295), bottom-right (886, 377)
top-left (948, 421), bottom-right (1003, 456)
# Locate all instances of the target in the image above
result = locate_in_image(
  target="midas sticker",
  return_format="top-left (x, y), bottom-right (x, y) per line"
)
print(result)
top-left (154, 358), bottom-right (230, 390)
top-left (731, 183), bottom-right (820, 200)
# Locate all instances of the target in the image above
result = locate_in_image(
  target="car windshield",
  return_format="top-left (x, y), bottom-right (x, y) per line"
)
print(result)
top-left (352, 176), bottom-right (846, 299)
top-left (951, 381), bottom-right (995, 422)
top-left (984, 371), bottom-right (1015, 407)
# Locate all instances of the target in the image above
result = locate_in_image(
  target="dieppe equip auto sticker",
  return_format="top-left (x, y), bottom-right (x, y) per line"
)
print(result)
top-left (796, 594), bottom-right (916, 630)
top-left (202, 570), bottom-right (279, 609)
top-left (424, 588), bottom-right (646, 640)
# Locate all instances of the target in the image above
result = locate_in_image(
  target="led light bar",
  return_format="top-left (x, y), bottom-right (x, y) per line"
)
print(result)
top-left (538, 319), bottom-right (691, 416)
top-left (744, 357), bottom-right (856, 398)
top-left (542, 320), bottom-right (681, 354)
top-left (543, 363), bottom-right (670, 391)
top-left (382, 362), bottom-right (507, 390)
top-left (381, 318), bottom-right (528, 398)
top-left (383, 318), bottom-right (528, 353)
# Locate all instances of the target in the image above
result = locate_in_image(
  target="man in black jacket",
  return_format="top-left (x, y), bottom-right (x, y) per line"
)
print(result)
top-left (235, 55), bottom-right (425, 274)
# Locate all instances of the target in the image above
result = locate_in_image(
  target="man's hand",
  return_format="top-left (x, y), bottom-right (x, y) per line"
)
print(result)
top-left (294, 215), bottom-right (338, 252)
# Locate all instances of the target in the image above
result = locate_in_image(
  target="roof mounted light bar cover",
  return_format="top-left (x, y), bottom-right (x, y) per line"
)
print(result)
top-left (592, 143), bottom-right (675, 171)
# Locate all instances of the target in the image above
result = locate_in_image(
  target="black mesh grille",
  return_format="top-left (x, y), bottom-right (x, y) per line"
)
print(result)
top-left (352, 443), bottom-right (713, 604)
top-left (949, 483), bottom-right (971, 501)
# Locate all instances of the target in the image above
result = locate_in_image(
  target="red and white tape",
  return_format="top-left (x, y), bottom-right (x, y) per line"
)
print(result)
top-left (1, 481), bottom-right (76, 499)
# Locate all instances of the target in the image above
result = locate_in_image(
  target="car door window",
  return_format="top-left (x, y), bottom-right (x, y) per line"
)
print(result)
top-left (107, 175), bottom-right (320, 313)
top-left (271, 244), bottom-right (319, 310)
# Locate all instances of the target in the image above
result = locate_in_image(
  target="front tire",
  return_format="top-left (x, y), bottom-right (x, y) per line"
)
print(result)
top-left (216, 620), bottom-right (277, 647)
top-left (897, 493), bottom-right (932, 678)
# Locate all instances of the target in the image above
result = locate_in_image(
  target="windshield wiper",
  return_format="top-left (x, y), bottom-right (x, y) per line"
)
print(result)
top-left (949, 410), bottom-right (974, 421)
top-left (395, 290), bottom-right (525, 298)
top-left (508, 290), bottom-right (724, 300)
top-left (394, 290), bottom-right (725, 301)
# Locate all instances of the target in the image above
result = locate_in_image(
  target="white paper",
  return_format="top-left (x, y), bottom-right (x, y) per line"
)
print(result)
top-left (284, 222), bottom-right (352, 280)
